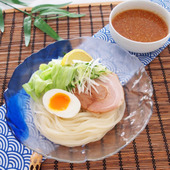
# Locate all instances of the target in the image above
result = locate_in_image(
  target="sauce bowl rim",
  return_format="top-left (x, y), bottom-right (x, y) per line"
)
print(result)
top-left (109, 0), bottom-right (170, 45)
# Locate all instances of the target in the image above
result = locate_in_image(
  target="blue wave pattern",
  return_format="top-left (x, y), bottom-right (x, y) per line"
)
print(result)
top-left (93, 0), bottom-right (170, 66)
top-left (0, 0), bottom-right (169, 169)
top-left (0, 105), bottom-right (32, 169)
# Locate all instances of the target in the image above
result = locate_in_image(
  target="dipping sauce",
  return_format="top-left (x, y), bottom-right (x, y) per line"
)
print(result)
top-left (112, 9), bottom-right (168, 42)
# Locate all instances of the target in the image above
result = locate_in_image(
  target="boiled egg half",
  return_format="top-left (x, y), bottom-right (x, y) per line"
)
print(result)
top-left (43, 89), bottom-right (81, 118)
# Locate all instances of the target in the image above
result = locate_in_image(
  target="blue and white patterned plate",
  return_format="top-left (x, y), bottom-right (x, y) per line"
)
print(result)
top-left (2, 37), bottom-right (153, 164)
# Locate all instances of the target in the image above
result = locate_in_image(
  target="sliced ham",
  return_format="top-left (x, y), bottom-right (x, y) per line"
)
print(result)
top-left (74, 73), bottom-right (124, 113)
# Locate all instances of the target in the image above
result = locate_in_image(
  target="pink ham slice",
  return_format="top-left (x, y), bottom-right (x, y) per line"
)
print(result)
top-left (74, 73), bottom-right (124, 113)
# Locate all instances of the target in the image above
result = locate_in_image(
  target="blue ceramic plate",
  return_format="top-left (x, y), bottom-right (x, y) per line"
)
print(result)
top-left (4, 37), bottom-right (153, 163)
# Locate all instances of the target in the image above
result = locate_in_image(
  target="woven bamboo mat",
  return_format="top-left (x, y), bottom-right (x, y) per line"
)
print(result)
top-left (0, 2), bottom-right (170, 170)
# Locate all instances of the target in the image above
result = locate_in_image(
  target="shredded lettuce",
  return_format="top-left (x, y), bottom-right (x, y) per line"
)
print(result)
top-left (23, 59), bottom-right (110, 101)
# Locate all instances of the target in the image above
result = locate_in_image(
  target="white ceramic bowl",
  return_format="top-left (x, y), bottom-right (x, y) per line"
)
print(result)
top-left (109, 0), bottom-right (170, 53)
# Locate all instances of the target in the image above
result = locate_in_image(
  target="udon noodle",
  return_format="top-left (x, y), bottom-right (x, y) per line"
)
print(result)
top-left (31, 99), bottom-right (125, 147)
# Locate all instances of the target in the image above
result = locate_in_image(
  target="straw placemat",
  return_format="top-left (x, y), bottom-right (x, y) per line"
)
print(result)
top-left (0, 2), bottom-right (170, 169)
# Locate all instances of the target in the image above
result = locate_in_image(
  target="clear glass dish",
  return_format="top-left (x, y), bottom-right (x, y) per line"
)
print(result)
top-left (4, 37), bottom-right (153, 163)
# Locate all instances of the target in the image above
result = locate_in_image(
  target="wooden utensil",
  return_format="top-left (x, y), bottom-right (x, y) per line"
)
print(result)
top-left (29, 152), bottom-right (43, 170)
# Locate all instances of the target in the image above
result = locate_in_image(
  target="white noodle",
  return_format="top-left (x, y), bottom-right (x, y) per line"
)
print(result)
top-left (31, 99), bottom-right (125, 147)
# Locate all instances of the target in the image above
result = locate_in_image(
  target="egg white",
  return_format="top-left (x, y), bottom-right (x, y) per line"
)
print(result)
top-left (42, 89), bottom-right (81, 118)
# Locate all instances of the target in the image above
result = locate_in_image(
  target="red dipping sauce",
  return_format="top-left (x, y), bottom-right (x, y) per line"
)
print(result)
top-left (112, 9), bottom-right (168, 42)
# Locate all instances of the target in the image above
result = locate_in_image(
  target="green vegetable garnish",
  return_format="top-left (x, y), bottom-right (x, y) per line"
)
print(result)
top-left (23, 59), bottom-right (110, 101)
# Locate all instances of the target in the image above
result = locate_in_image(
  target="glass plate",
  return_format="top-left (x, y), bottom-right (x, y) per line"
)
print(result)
top-left (4, 37), bottom-right (153, 163)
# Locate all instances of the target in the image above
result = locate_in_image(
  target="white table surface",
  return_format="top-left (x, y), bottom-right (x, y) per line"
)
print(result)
top-left (1, 0), bottom-right (126, 10)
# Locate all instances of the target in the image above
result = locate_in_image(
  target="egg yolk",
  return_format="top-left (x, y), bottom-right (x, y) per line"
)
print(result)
top-left (49, 93), bottom-right (71, 111)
